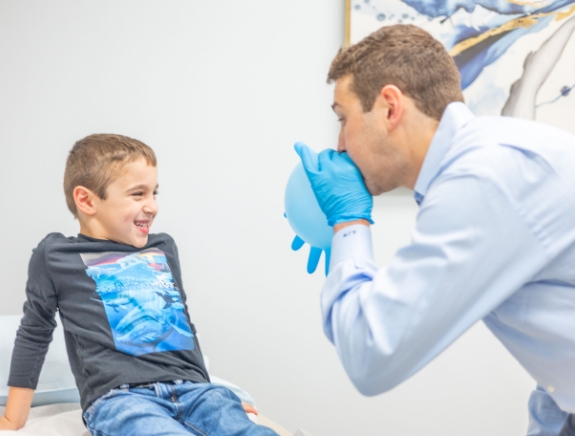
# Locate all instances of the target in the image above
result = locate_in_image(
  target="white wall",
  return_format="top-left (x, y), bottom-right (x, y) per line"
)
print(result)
top-left (0, 1), bottom-right (535, 435)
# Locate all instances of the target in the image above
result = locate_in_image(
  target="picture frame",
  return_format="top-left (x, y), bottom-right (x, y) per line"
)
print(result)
top-left (345, 0), bottom-right (575, 134)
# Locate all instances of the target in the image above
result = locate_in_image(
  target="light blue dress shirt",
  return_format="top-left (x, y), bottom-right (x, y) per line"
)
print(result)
top-left (323, 102), bottom-right (575, 434)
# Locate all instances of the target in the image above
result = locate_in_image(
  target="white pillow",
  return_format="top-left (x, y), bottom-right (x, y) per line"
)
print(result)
top-left (0, 315), bottom-right (80, 406)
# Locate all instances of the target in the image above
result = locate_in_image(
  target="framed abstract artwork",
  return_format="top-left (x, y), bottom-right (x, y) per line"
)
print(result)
top-left (345, 0), bottom-right (575, 133)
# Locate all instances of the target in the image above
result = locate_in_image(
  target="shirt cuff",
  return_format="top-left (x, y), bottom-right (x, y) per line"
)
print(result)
top-left (329, 224), bottom-right (374, 272)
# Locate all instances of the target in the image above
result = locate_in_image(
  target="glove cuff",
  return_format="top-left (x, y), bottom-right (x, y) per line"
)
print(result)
top-left (328, 214), bottom-right (374, 227)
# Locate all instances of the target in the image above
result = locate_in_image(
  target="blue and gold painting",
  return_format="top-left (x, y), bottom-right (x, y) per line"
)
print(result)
top-left (349, 0), bottom-right (575, 133)
top-left (80, 248), bottom-right (194, 356)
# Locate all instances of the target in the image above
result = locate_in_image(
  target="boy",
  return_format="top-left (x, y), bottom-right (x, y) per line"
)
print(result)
top-left (0, 134), bottom-right (277, 435)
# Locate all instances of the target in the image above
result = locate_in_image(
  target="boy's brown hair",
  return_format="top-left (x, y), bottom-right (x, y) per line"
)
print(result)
top-left (64, 134), bottom-right (157, 218)
top-left (327, 24), bottom-right (464, 120)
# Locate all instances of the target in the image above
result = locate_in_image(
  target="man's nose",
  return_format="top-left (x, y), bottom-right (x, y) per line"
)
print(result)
top-left (337, 129), bottom-right (346, 153)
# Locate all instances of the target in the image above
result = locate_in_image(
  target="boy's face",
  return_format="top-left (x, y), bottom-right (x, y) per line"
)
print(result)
top-left (83, 157), bottom-right (158, 248)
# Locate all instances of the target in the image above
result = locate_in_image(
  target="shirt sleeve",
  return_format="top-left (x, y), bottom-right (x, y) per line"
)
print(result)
top-left (8, 240), bottom-right (58, 389)
top-left (321, 172), bottom-right (550, 396)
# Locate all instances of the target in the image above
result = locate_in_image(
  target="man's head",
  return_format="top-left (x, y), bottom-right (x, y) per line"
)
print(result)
top-left (328, 24), bottom-right (464, 193)
top-left (328, 24), bottom-right (463, 119)
top-left (64, 134), bottom-right (159, 248)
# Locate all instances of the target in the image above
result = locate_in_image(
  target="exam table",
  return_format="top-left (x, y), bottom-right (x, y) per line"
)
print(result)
top-left (0, 316), bottom-right (296, 435)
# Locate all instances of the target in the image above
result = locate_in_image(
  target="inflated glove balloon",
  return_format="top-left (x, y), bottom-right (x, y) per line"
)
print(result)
top-left (284, 161), bottom-right (332, 275)
top-left (294, 142), bottom-right (374, 226)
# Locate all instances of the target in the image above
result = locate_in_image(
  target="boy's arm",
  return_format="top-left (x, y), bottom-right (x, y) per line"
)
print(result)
top-left (0, 387), bottom-right (34, 430)
top-left (4, 238), bottom-right (59, 430)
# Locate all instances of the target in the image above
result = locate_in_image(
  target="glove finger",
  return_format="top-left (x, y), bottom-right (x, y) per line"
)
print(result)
top-left (307, 246), bottom-right (322, 274)
top-left (317, 149), bottom-right (336, 171)
top-left (291, 235), bottom-right (305, 251)
top-left (294, 142), bottom-right (319, 175)
top-left (339, 152), bottom-right (355, 165)
top-left (339, 152), bottom-right (362, 173)
top-left (338, 151), bottom-right (364, 181)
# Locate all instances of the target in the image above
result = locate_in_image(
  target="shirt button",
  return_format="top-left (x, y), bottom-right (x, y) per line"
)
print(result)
top-left (547, 386), bottom-right (556, 393)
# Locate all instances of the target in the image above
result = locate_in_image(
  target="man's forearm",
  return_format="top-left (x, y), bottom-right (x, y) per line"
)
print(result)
top-left (0, 386), bottom-right (34, 430)
top-left (333, 219), bottom-right (371, 233)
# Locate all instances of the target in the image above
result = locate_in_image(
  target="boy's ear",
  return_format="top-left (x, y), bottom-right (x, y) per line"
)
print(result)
top-left (73, 186), bottom-right (98, 216)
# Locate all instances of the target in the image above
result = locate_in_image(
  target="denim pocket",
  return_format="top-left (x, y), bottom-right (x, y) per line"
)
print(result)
top-left (83, 388), bottom-right (120, 424)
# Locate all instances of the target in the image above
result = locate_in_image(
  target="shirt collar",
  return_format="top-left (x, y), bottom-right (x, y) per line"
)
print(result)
top-left (413, 102), bottom-right (475, 204)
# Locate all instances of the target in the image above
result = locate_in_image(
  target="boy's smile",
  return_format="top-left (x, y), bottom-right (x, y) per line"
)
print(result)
top-left (78, 157), bottom-right (158, 248)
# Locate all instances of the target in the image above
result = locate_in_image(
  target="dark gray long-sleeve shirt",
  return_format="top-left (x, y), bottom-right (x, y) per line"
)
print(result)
top-left (9, 232), bottom-right (209, 412)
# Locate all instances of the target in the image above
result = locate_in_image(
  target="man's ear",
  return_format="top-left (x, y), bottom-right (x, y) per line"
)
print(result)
top-left (73, 186), bottom-right (98, 216)
top-left (376, 85), bottom-right (404, 131)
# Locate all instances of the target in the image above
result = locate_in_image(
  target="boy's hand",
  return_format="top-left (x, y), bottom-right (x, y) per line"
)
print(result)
top-left (242, 402), bottom-right (258, 415)
top-left (0, 415), bottom-right (19, 430)
top-left (0, 387), bottom-right (34, 430)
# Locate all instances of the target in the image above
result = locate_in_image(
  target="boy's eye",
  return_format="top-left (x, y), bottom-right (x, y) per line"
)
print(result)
top-left (153, 191), bottom-right (159, 196)
top-left (133, 192), bottom-right (143, 197)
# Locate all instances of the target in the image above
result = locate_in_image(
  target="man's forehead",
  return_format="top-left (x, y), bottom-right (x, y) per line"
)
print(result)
top-left (334, 75), bottom-right (353, 92)
top-left (332, 75), bottom-right (355, 109)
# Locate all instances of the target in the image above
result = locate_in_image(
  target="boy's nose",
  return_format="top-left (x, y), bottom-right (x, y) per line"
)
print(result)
top-left (143, 198), bottom-right (158, 216)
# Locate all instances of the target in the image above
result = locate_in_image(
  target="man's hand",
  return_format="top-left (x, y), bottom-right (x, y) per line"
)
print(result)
top-left (294, 143), bottom-right (373, 227)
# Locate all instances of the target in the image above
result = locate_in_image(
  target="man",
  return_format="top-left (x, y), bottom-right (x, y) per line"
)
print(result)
top-left (295, 24), bottom-right (575, 435)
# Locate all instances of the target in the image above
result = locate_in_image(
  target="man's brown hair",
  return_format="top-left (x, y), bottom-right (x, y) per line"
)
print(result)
top-left (328, 24), bottom-right (464, 120)
top-left (64, 134), bottom-right (157, 218)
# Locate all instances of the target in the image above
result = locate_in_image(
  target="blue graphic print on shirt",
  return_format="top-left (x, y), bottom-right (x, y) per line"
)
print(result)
top-left (80, 248), bottom-right (194, 356)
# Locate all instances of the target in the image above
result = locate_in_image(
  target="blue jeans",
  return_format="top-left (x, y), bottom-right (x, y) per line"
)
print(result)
top-left (83, 380), bottom-right (279, 436)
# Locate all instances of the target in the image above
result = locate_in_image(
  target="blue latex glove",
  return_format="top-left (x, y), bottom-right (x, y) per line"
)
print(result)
top-left (294, 142), bottom-right (374, 226)
top-left (290, 235), bottom-right (331, 275)
top-left (283, 213), bottom-right (330, 275)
